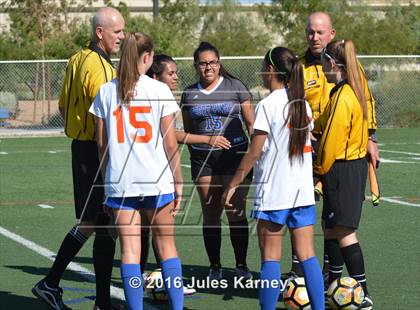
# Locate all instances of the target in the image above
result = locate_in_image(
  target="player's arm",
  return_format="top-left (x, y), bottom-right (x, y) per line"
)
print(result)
top-left (359, 62), bottom-right (380, 168)
top-left (94, 116), bottom-right (108, 179)
top-left (161, 113), bottom-right (183, 216)
top-left (314, 100), bottom-right (350, 175)
top-left (241, 99), bottom-right (254, 136)
top-left (175, 131), bottom-right (231, 149)
top-left (222, 130), bottom-right (267, 207)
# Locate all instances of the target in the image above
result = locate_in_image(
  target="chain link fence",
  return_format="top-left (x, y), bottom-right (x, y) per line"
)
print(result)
top-left (0, 56), bottom-right (418, 131)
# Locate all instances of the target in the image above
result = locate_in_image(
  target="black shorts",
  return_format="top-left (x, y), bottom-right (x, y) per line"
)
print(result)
top-left (322, 158), bottom-right (368, 229)
top-left (71, 140), bottom-right (104, 221)
top-left (190, 143), bottom-right (251, 180)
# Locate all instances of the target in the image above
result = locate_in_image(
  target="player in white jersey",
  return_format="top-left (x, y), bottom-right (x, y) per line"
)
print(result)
top-left (222, 47), bottom-right (324, 310)
top-left (89, 32), bottom-right (183, 310)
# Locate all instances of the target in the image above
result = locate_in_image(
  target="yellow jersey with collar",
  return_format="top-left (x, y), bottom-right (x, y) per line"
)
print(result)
top-left (314, 80), bottom-right (368, 175)
top-left (300, 50), bottom-right (334, 125)
top-left (58, 47), bottom-right (116, 141)
top-left (300, 49), bottom-right (377, 132)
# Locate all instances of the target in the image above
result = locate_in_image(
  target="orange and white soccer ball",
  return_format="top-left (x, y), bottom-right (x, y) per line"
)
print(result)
top-left (283, 277), bottom-right (311, 310)
top-left (327, 277), bottom-right (364, 309)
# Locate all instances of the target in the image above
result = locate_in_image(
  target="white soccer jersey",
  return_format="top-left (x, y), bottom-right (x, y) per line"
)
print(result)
top-left (90, 75), bottom-right (179, 197)
top-left (252, 88), bottom-right (315, 211)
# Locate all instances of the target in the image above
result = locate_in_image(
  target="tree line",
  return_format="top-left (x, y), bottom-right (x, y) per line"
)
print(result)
top-left (0, 0), bottom-right (418, 60)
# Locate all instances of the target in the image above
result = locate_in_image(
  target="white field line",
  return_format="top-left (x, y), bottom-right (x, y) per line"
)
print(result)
top-left (0, 225), bottom-right (125, 301)
top-left (380, 158), bottom-right (417, 164)
top-left (37, 204), bottom-right (54, 209)
top-left (380, 197), bottom-right (420, 208)
top-left (0, 226), bottom-right (161, 309)
top-left (0, 150), bottom-right (67, 154)
top-left (181, 164), bottom-right (191, 168)
top-left (381, 150), bottom-right (420, 156)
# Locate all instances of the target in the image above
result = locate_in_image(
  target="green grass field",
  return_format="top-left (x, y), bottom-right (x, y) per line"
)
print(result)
top-left (0, 128), bottom-right (419, 309)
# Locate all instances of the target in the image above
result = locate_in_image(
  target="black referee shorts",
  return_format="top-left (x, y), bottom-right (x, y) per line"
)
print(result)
top-left (322, 158), bottom-right (368, 229)
top-left (71, 139), bottom-right (104, 222)
top-left (190, 142), bottom-right (251, 181)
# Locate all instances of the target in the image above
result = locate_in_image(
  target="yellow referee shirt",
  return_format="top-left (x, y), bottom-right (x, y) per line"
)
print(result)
top-left (314, 80), bottom-right (368, 175)
top-left (58, 46), bottom-right (116, 141)
top-left (300, 49), bottom-right (377, 132)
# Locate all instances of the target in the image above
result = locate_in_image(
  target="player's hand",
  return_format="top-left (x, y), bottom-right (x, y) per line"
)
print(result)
top-left (310, 133), bottom-right (318, 141)
top-left (367, 139), bottom-right (380, 169)
top-left (171, 183), bottom-right (183, 217)
top-left (221, 186), bottom-right (236, 208)
top-left (208, 136), bottom-right (231, 149)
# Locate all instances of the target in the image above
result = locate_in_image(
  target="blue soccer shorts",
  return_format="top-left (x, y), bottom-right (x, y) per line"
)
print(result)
top-left (105, 193), bottom-right (175, 211)
top-left (251, 205), bottom-right (316, 228)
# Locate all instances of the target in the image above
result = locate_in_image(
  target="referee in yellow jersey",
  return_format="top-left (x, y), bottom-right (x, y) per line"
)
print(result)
top-left (315, 39), bottom-right (373, 310)
top-left (284, 12), bottom-right (380, 288)
top-left (32, 7), bottom-right (125, 310)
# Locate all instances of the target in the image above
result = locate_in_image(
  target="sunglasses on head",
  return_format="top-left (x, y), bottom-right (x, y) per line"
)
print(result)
top-left (321, 47), bottom-right (345, 68)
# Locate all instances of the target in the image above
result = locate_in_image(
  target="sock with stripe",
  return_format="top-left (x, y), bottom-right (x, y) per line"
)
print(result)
top-left (228, 219), bottom-right (249, 266)
top-left (326, 239), bottom-right (344, 286)
top-left (203, 224), bottom-right (221, 266)
top-left (121, 263), bottom-right (143, 310)
top-left (45, 226), bottom-right (88, 288)
top-left (322, 239), bottom-right (329, 275)
top-left (291, 243), bottom-right (304, 276)
top-left (161, 257), bottom-right (184, 310)
top-left (341, 242), bottom-right (369, 295)
top-left (301, 256), bottom-right (325, 310)
top-left (259, 260), bottom-right (281, 310)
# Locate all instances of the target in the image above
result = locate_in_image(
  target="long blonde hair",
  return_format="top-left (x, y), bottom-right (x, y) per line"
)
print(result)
top-left (325, 40), bottom-right (367, 118)
top-left (117, 32), bottom-right (154, 105)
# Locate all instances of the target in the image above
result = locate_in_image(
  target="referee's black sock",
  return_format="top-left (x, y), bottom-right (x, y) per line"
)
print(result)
top-left (326, 239), bottom-right (344, 286)
top-left (203, 224), bottom-right (221, 266)
top-left (45, 226), bottom-right (88, 288)
top-left (291, 243), bottom-right (304, 277)
top-left (93, 213), bottom-right (116, 309)
top-left (140, 228), bottom-right (150, 275)
top-left (341, 242), bottom-right (369, 296)
top-left (228, 219), bottom-right (249, 266)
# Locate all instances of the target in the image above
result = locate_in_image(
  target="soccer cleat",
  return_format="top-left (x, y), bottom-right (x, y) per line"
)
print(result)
top-left (208, 264), bottom-right (223, 281)
top-left (235, 264), bottom-right (252, 280)
top-left (183, 286), bottom-right (196, 295)
top-left (32, 279), bottom-right (71, 310)
top-left (361, 294), bottom-right (373, 310)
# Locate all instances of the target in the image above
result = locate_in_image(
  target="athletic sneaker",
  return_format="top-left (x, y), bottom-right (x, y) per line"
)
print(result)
top-left (183, 286), bottom-right (196, 295)
top-left (235, 264), bottom-right (252, 280)
top-left (32, 279), bottom-right (71, 310)
top-left (361, 294), bottom-right (373, 310)
top-left (208, 264), bottom-right (223, 281)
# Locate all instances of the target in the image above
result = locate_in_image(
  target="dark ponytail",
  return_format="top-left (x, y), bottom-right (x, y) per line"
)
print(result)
top-left (264, 47), bottom-right (308, 162)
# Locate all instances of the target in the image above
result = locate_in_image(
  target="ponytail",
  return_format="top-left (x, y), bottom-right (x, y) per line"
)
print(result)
top-left (343, 40), bottom-right (367, 118)
top-left (324, 40), bottom-right (367, 118)
top-left (264, 47), bottom-right (308, 162)
top-left (287, 58), bottom-right (307, 163)
top-left (118, 32), bottom-right (154, 105)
